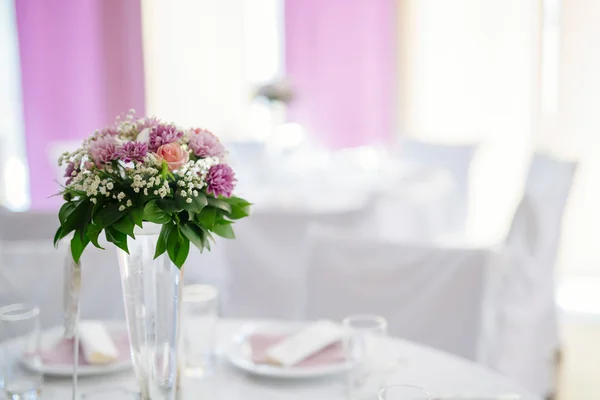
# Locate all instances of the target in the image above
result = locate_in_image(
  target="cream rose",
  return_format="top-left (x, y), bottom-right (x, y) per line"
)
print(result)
top-left (156, 142), bottom-right (189, 171)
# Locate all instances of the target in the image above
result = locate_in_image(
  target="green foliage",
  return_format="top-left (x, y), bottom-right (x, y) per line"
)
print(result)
top-left (55, 193), bottom-right (251, 269)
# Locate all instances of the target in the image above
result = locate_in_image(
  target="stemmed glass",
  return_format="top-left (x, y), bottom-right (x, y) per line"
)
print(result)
top-left (378, 384), bottom-right (432, 400)
top-left (343, 314), bottom-right (388, 400)
top-left (1, 303), bottom-right (43, 400)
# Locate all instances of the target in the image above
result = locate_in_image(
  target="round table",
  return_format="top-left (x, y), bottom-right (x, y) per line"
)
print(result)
top-left (43, 319), bottom-right (540, 400)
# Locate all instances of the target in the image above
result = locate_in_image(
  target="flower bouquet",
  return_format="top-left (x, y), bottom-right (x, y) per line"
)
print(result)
top-left (54, 111), bottom-right (250, 399)
top-left (54, 110), bottom-right (250, 268)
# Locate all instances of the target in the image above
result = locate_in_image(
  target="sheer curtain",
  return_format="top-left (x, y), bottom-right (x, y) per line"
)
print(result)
top-left (551, 0), bottom-right (600, 279)
top-left (141, 0), bottom-right (283, 141)
top-left (0, 0), bottom-right (29, 210)
top-left (397, 0), bottom-right (541, 242)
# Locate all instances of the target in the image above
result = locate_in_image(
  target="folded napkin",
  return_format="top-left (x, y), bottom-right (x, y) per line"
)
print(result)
top-left (41, 332), bottom-right (130, 366)
top-left (249, 333), bottom-right (345, 367)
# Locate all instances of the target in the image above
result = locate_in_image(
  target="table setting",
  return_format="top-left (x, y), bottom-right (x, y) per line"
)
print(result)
top-left (0, 112), bottom-right (538, 400)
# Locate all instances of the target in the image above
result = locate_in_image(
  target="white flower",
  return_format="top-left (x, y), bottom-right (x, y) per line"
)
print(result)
top-left (117, 192), bottom-right (126, 201)
top-left (119, 205), bottom-right (126, 211)
top-left (180, 191), bottom-right (187, 197)
top-left (144, 188), bottom-right (148, 196)
top-left (90, 198), bottom-right (97, 204)
top-left (134, 188), bottom-right (140, 193)
top-left (136, 127), bottom-right (151, 144)
top-left (186, 198), bottom-right (193, 204)
top-left (126, 199), bottom-right (132, 207)
top-left (106, 182), bottom-right (114, 190)
top-left (193, 190), bottom-right (198, 197)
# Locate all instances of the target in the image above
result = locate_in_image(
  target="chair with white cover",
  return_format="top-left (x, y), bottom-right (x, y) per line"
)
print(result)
top-left (396, 139), bottom-right (477, 234)
top-left (0, 209), bottom-right (125, 327)
top-left (221, 207), bottom-right (365, 320)
top-left (491, 153), bottom-right (577, 397)
top-left (305, 226), bottom-right (492, 361)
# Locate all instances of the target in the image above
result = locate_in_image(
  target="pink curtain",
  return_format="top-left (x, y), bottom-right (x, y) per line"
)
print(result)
top-left (16, 0), bottom-right (145, 209)
top-left (285, 0), bottom-right (396, 148)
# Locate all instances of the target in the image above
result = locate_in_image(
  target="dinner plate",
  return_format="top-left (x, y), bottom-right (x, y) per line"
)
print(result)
top-left (226, 323), bottom-right (354, 379)
top-left (23, 321), bottom-right (132, 377)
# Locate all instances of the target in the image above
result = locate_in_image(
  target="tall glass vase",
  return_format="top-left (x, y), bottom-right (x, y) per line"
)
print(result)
top-left (118, 223), bottom-right (182, 400)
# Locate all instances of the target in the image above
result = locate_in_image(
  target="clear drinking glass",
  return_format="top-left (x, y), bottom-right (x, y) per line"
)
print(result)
top-left (80, 388), bottom-right (139, 400)
top-left (180, 284), bottom-right (219, 378)
top-left (378, 385), bottom-right (431, 400)
top-left (343, 314), bottom-right (388, 400)
top-left (1, 304), bottom-right (43, 400)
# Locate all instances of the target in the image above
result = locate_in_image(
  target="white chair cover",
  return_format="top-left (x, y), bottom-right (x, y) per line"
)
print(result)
top-left (492, 153), bottom-right (577, 396)
top-left (0, 209), bottom-right (125, 327)
top-left (305, 226), bottom-right (492, 361)
top-left (396, 139), bottom-right (477, 234)
top-left (370, 166), bottom-right (461, 241)
top-left (221, 207), bottom-right (365, 320)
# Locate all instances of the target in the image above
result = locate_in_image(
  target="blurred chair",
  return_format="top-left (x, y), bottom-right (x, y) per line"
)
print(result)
top-left (491, 153), bottom-right (577, 397)
top-left (370, 166), bottom-right (461, 242)
top-left (221, 207), bottom-right (366, 320)
top-left (305, 225), bottom-right (492, 361)
top-left (396, 139), bottom-right (478, 234)
top-left (0, 209), bottom-right (125, 327)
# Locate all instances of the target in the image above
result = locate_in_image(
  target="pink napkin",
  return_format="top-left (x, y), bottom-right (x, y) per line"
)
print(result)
top-left (249, 333), bottom-right (346, 367)
top-left (40, 332), bottom-right (131, 366)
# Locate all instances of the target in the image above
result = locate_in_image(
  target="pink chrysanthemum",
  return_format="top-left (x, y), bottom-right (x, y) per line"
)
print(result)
top-left (148, 124), bottom-right (183, 151)
top-left (89, 137), bottom-right (120, 167)
top-left (118, 141), bottom-right (148, 163)
top-left (64, 162), bottom-right (78, 185)
top-left (205, 164), bottom-right (236, 198)
top-left (188, 129), bottom-right (226, 159)
top-left (136, 116), bottom-right (160, 131)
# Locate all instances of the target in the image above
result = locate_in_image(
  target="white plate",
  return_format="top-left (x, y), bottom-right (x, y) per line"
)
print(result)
top-left (226, 323), bottom-right (353, 379)
top-left (24, 321), bottom-right (132, 377)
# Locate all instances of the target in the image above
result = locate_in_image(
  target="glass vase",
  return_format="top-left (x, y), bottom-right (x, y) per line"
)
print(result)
top-left (118, 223), bottom-right (183, 400)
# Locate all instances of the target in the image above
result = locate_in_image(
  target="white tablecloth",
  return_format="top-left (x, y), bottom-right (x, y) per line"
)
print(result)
top-left (41, 319), bottom-right (539, 400)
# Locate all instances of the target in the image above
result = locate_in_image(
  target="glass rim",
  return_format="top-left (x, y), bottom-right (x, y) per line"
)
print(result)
top-left (182, 284), bottom-right (218, 302)
top-left (80, 387), bottom-right (138, 399)
top-left (0, 303), bottom-right (40, 321)
top-left (378, 384), bottom-right (432, 400)
top-left (342, 314), bottom-right (387, 330)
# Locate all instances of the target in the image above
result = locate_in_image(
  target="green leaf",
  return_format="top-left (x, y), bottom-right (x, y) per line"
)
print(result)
top-left (105, 227), bottom-right (129, 253)
top-left (143, 200), bottom-right (171, 224)
top-left (93, 203), bottom-right (127, 228)
top-left (196, 207), bottom-right (217, 229)
top-left (207, 197), bottom-right (232, 213)
top-left (113, 215), bottom-right (135, 238)
top-left (70, 229), bottom-right (90, 263)
top-left (229, 203), bottom-right (251, 219)
top-left (58, 201), bottom-right (76, 225)
top-left (91, 198), bottom-right (105, 218)
top-left (212, 221), bottom-right (235, 239)
top-left (190, 192), bottom-right (208, 213)
top-left (79, 202), bottom-right (93, 243)
top-left (157, 198), bottom-right (182, 215)
top-left (54, 226), bottom-right (65, 247)
top-left (154, 223), bottom-right (173, 259)
top-left (167, 226), bottom-right (189, 268)
top-left (223, 196), bottom-right (251, 219)
top-left (87, 224), bottom-right (104, 249)
top-left (61, 199), bottom-right (91, 234)
top-left (130, 207), bottom-right (144, 228)
top-left (180, 223), bottom-right (205, 252)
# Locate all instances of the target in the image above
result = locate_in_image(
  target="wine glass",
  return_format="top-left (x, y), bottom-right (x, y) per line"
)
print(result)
top-left (378, 384), bottom-right (431, 400)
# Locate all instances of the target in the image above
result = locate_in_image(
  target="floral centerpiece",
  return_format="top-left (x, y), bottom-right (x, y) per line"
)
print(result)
top-left (54, 111), bottom-right (250, 400)
top-left (54, 110), bottom-right (250, 268)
